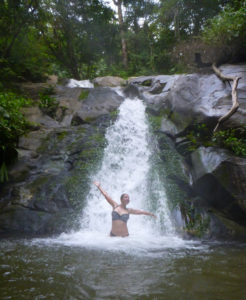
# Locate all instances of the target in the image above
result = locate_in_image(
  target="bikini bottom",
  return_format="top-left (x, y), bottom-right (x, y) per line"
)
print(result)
top-left (110, 231), bottom-right (129, 237)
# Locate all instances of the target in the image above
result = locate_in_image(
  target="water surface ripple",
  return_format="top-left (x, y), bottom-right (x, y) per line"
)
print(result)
top-left (1, 239), bottom-right (246, 299)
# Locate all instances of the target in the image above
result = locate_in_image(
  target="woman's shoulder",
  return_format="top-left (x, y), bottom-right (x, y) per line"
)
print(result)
top-left (113, 204), bottom-right (120, 209)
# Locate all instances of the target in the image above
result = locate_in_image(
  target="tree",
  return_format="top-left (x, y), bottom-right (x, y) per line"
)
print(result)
top-left (0, 0), bottom-right (40, 59)
top-left (39, 0), bottom-right (114, 79)
top-left (0, 0), bottom-right (49, 82)
top-left (158, 0), bottom-right (231, 38)
top-left (113, 0), bottom-right (128, 69)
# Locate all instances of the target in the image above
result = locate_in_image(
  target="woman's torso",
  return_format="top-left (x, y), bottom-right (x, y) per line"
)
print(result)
top-left (111, 205), bottom-right (129, 237)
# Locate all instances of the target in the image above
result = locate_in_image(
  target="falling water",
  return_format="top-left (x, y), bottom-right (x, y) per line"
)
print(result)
top-left (81, 96), bottom-right (174, 235)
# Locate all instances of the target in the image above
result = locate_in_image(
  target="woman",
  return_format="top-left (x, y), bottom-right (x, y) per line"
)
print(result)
top-left (93, 181), bottom-right (156, 237)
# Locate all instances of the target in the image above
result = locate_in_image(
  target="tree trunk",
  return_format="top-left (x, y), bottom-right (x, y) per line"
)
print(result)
top-left (174, 9), bottom-right (180, 40)
top-left (113, 0), bottom-right (128, 69)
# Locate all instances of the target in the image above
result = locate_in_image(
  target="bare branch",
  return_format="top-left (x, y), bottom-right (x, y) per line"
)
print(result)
top-left (212, 63), bottom-right (241, 132)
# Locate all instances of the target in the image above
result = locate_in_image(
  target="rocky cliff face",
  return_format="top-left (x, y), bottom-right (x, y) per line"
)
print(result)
top-left (0, 80), bottom-right (124, 236)
top-left (130, 63), bottom-right (246, 240)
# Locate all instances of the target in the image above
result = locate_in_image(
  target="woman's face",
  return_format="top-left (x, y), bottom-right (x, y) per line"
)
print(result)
top-left (121, 194), bottom-right (130, 206)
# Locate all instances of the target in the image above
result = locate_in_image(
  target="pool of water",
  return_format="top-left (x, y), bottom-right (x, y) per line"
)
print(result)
top-left (1, 234), bottom-right (246, 300)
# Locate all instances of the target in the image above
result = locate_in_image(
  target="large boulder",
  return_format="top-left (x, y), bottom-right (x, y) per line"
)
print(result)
top-left (22, 106), bottom-right (60, 128)
top-left (93, 76), bottom-right (126, 87)
top-left (71, 87), bottom-right (124, 123)
top-left (134, 64), bottom-right (246, 136)
top-left (187, 146), bottom-right (246, 239)
top-left (190, 147), bottom-right (246, 225)
top-left (54, 85), bottom-right (83, 126)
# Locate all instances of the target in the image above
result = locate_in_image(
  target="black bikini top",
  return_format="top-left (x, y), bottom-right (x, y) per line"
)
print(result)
top-left (112, 207), bottom-right (129, 223)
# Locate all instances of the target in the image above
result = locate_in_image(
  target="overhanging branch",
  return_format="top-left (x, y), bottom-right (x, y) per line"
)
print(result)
top-left (212, 63), bottom-right (241, 132)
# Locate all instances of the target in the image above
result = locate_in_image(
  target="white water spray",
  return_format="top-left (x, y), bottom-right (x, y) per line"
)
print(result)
top-left (67, 79), bottom-right (94, 88)
top-left (81, 97), bottom-right (174, 235)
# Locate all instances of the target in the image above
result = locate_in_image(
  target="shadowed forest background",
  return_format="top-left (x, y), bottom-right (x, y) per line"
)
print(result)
top-left (0, 0), bottom-right (246, 180)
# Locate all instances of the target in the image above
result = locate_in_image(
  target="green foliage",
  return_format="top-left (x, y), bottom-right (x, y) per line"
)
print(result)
top-left (40, 86), bottom-right (56, 96)
top-left (79, 90), bottom-right (90, 101)
top-left (184, 212), bottom-right (210, 238)
top-left (0, 162), bottom-right (8, 183)
top-left (203, 3), bottom-right (246, 45)
top-left (212, 128), bottom-right (246, 157)
top-left (201, 2), bottom-right (246, 63)
top-left (38, 0), bottom-right (115, 79)
top-left (185, 123), bottom-right (213, 152)
top-left (0, 92), bottom-right (31, 181)
top-left (184, 122), bottom-right (246, 157)
top-left (39, 95), bottom-right (58, 118)
top-left (110, 110), bottom-right (119, 118)
top-left (0, 0), bottom-right (244, 84)
top-left (0, 1), bottom-right (52, 83)
top-left (38, 87), bottom-right (58, 118)
top-left (0, 92), bottom-right (31, 141)
top-left (57, 131), bottom-right (68, 141)
top-left (148, 114), bottom-right (163, 131)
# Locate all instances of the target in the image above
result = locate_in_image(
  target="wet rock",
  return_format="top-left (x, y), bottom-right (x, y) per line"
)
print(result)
top-left (8, 161), bottom-right (32, 182)
top-left (123, 84), bottom-right (140, 99)
top-left (22, 106), bottom-right (60, 128)
top-left (29, 181), bottom-right (72, 213)
top-left (74, 87), bottom-right (124, 121)
top-left (71, 113), bottom-right (88, 126)
top-left (0, 119), bottom-right (109, 236)
top-left (128, 76), bottom-right (153, 86)
top-left (191, 147), bottom-right (246, 226)
top-left (18, 130), bottom-right (50, 152)
top-left (149, 80), bottom-right (165, 94)
top-left (0, 205), bottom-right (51, 234)
top-left (19, 82), bottom-right (56, 99)
top-left (161, 116), bottom-right (179, 136)
top-left (54, 85), bottom-right (82, 125)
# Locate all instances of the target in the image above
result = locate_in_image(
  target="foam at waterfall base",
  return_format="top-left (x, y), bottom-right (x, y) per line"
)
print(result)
top-left (31, 230), bottom-right (205, 257)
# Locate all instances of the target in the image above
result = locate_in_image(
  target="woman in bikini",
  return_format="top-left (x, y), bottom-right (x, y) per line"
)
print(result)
top-left (93, 181), bottom-right (156, 237)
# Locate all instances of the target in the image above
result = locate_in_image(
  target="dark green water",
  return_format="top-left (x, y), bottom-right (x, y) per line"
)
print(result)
top-left (1, 238), bottom-right (246, 300)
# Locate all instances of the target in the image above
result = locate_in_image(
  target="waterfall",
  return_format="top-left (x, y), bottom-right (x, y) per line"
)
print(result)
top-left (40, 96), bottom-right (191, 253)
top-left (80, 97), bottom-right (174, 237)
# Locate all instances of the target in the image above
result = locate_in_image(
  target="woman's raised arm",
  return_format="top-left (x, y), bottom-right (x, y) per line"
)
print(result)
top-left (93, 181), bottom-right (118, 208)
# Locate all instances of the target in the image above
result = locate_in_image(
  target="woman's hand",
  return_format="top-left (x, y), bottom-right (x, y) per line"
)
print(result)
top-left (93, 181), bottom-right (100, 188)
top-left (93, 181), bottom-right (118, 208)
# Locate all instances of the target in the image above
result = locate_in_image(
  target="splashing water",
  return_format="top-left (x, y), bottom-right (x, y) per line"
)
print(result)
top-left (67, 79), bottom-right (94, 88)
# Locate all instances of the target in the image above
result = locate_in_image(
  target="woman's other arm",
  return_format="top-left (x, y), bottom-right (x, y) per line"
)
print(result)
top-left (93, 181), bottom-right (118, 208)
top-left (128, 208), bottom-right (156, 218)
